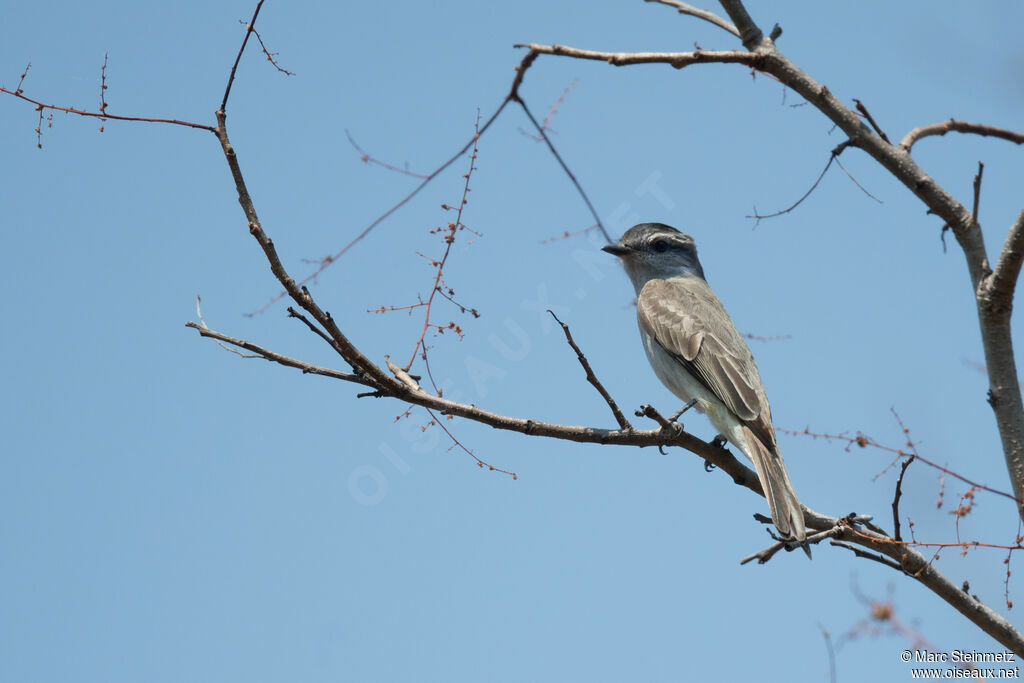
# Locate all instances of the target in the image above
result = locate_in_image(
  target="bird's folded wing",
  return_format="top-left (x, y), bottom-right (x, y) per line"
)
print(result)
top-left (637, 278), bottom-right (774, 444)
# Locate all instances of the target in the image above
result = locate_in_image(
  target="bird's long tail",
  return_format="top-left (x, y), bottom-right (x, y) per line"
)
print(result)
top-left (742, 426), bottom-right (807, 549)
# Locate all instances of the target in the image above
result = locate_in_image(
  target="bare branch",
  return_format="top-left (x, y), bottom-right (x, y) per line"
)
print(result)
top-left (748, 148), bottom-right (836, 221)
top-left (643, 0), bottom-right (739, 37)
top-left (287, 304), bottom-right (336, 348)
top-left (829, 540), bottom-right (906, 572)
top-left (244, 21), bottom-right (294, 75)
top-left (635, 404), bottom-right (677, 432)
top-left (539, 223), bottom-right (601, 244)
top-left (892, 455), bottom-right (915, 542)
top-left (990, 207), bottom-right (1024, 306)
top-left (972, 161), bottom-right (984, 225)
top-left (212, 111), bottom-right (403, 395)
top-left (820, 625), bottom-right (837, 683)
top-left (518, 79), bottom-right (578, 141)
top-left (782, 424), bottom-right (1021, 506)
top-left (513, 43), bottom-right (756, 69)
top-left (185, 321), bottom-right (370, 385)
top-left (220, 0), bottom-right (267, 113)
top-left (975, 207), bottom-right (1024, 510)
top-left (0, 86), bottom-right (215, 133)
top-left (549, 311), bottom-right (632, 430)
top-left (345, 130), bottom-right (429, 178)
top-left (402, 117), bottom-right (482, 373)
top-left (900, 119), bottom-right (1024, 152)
top-left (832, 153), bottom-right (883, 204)
top-left (853, 98), bottom-right (890, 143)
top-left (717, 0), bottom-right (765, 49)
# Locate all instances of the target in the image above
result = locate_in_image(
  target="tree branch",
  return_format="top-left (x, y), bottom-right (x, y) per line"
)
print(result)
top-left (891, 455), bottom-right (915, 542)
top-left (549, 311), bottom-right (633, 430)
top-left (643, 0), bottom-right (739, 38)
top-left (899, 119), bottom-right (1024, 152)
top-left (0, 87), bottom-right (215, 133)
top-left (989, 208), bottom-right (1024, 308)
top-left (979, 206), bottom-right (1024, 511)
top-left (221, 0), bottom-right (267, 113)
top-left (717, 0), bottom-right (765, 49)
top-left (512, 43), bottom-right (756, 69)
top-left (185, 321), bottom-right (371, 385)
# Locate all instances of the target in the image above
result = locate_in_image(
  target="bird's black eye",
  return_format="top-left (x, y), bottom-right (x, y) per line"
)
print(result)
top-left (651, 238), bottom-right (670, 253)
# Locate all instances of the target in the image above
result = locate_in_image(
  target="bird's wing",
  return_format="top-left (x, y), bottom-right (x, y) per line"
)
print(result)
top-left (637, 277), bottom-right (775, 447)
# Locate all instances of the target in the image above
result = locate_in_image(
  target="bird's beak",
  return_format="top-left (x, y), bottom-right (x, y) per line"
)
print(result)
top-left (602, 243), bottom-right (633, 257)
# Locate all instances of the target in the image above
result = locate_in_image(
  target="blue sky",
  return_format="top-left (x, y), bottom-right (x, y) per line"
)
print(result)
top-left (3, 1), bottom-right (1024, 681)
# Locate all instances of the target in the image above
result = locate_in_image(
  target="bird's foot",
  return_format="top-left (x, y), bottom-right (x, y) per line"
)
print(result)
top-left (711, 433), bottom-right (728, 449)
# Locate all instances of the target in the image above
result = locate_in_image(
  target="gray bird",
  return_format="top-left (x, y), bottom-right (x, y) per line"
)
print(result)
top-left (602, 223), bottom-right (807, 545)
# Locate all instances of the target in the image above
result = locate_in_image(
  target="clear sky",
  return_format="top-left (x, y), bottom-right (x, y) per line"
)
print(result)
top-left (3, 1), bottom-right (1024, 681)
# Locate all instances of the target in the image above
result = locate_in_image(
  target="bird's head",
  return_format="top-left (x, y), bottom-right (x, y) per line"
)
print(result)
top-left (602, 223), bottom-right (705, 292)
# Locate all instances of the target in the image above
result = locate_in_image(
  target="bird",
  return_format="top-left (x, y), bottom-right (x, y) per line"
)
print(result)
top-left (602, 222), bottom-right (807, 547)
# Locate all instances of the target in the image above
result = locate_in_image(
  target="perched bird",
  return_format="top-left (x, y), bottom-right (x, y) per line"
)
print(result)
top-left (603, 223), bottom-right (807, 546)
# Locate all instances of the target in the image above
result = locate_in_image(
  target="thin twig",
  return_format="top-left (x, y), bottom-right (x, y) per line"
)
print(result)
top-left (0, 86), bottom-right (215, 132)
top-left (539, 223), bottom-right (601, 244)
top-left (972, 161), bottom-right (984, 225)
top-left (833, 154), bottom-right (883, 203)
top-left (220, 0), bottom-right (266, 113)
top-left (748, 143), bottom-right (846, 221)
top-left (185, 321), bottom-right (371, 385)
top-left (345, 130), bottom-right (429, 178)
top-left (243, 21), bottom-right (294, 75)
top-left (781, 425), bottom-right (1021, 506)
top-left (518, 79), bottom-right (578, 141)
top-left (853, 98), bottom-right (890, 143)
top-left (287, 304), bottom-right (336, 348)
top-left (635, 404), bottom-right (675, 431)
top-left (892, 455), bottom-right (915, 542)
top-left (1006, 520), bottom-right (1022, 610)
top-left (819, 625), bottom-right (837, 683)
top-left (643, 0), bottom-right (740, 37)
top-left (425, 407), bottom-right (518, 478)
top-left (830, 540), bottom-right (906, 572)
top-left (549, 311), bottom-right (632, 430)
top-left (404, 114), bottom-right (482, 373)
top-left (98, 53), bottom-right (109, 130)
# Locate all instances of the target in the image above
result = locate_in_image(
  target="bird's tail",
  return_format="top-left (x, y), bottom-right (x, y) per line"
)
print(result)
top-left (743, 426), bottom-right (807, 549)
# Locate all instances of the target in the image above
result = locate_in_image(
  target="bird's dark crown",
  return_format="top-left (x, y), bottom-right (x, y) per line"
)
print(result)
top-left (618, 223), bottom-right (695, 250)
